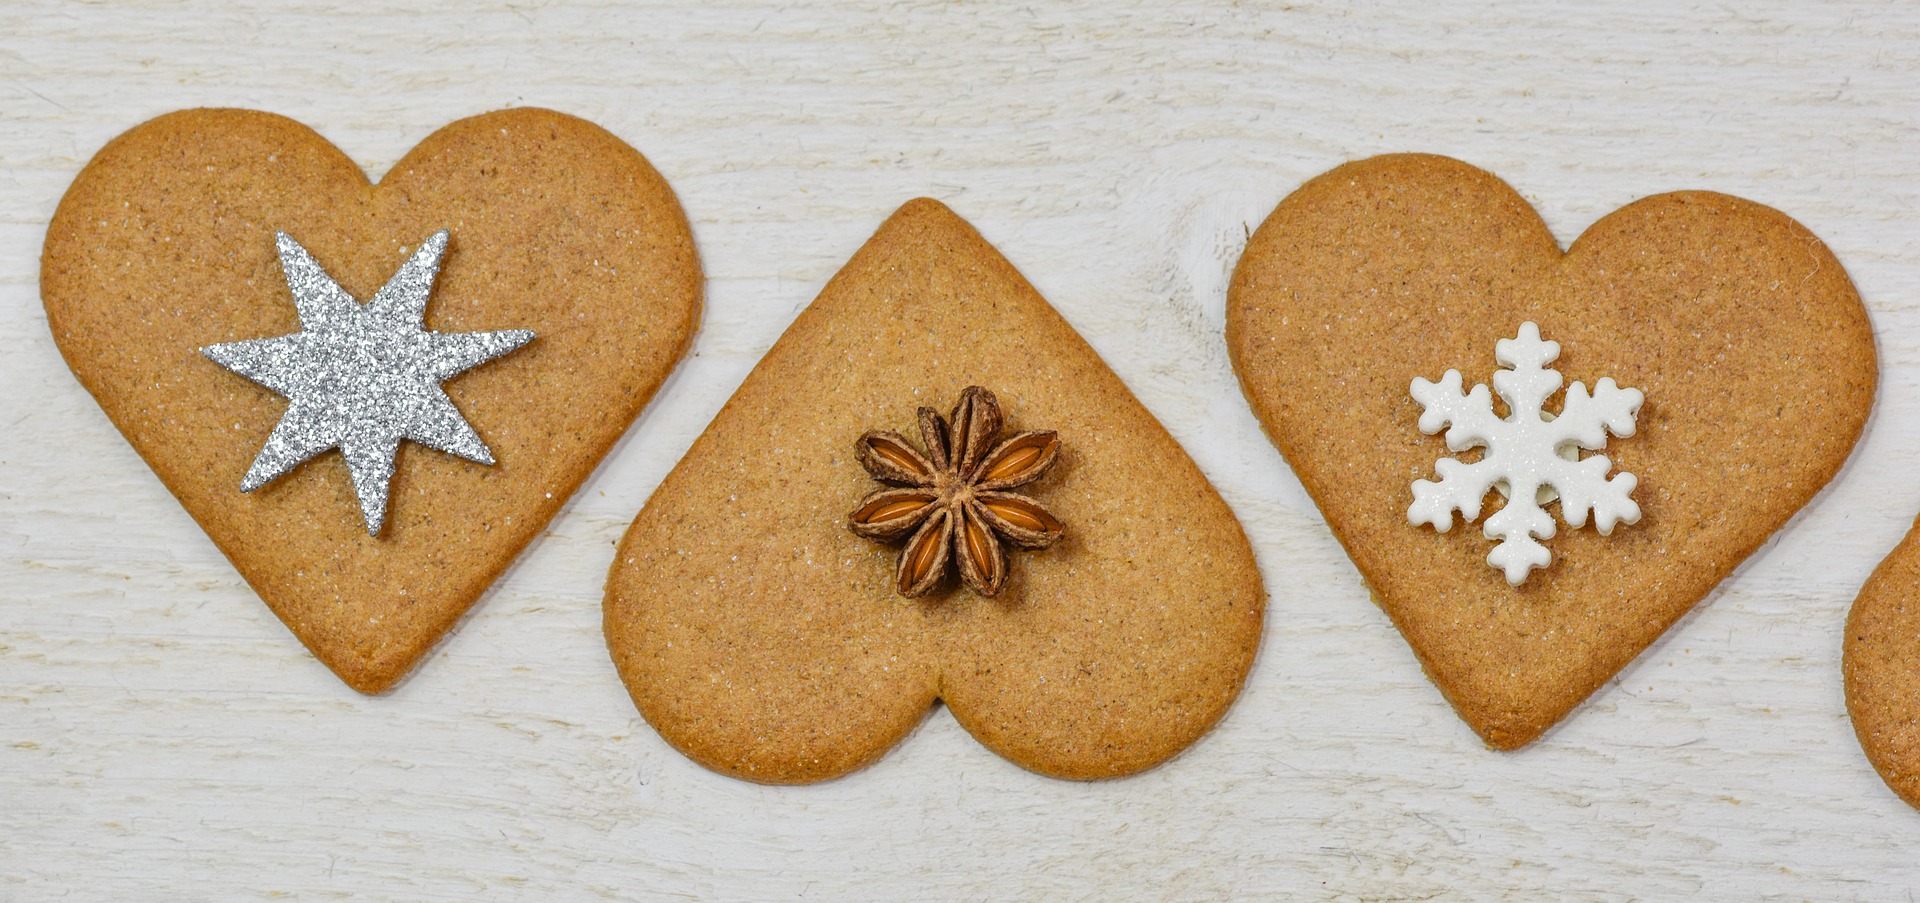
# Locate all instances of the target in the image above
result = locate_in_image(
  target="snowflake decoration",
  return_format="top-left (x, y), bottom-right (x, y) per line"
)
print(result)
top-left (1407, 322), bottom-right (1644, 585)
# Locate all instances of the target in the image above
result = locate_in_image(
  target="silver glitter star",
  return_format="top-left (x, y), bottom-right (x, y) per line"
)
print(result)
top-left (203, 230), bottom-right (535, 535)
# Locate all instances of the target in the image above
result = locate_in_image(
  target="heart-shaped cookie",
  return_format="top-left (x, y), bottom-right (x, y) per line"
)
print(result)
top-left (42, 108), bottom-right (701, 692)
top-left (1227, 154), bottom-right (1874, 748)
top-left (604, 199), bottom-right (1264, 782)
top-left (1845, 525), bottom-right (1920, 808)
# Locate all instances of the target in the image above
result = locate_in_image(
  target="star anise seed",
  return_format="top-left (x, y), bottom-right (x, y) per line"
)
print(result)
top-left (849, 386), bottom-right (1064, 597)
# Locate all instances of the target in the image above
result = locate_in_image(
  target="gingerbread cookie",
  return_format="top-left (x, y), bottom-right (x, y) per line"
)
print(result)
top-left (1846, 527), bottom-right (1920, 809)
top-left (1227, 154), bottom-right (1874, 748)
top-left (42, 108), bottom-right (701, 692)
top-left (604, 199), bottom-right (1264, 783)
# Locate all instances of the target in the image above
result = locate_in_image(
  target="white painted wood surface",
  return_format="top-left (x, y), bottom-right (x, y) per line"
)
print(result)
top-left (5, 2), bottom-right (1920, 898)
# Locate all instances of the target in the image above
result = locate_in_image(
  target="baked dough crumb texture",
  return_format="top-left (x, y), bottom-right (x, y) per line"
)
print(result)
top-left (605, 198), bottom-right (1265, 783)
top-left (1227, 153), bottom-right (1874, 750)
top-left (42, 107), bottom-right (702, 693)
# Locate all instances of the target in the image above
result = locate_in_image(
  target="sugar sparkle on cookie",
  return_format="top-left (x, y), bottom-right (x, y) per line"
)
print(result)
top-left (202, 230), bottom-right (535, 535)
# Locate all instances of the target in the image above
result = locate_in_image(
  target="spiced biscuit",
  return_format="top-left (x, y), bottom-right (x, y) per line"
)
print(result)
top-left (1846, 526), bottom-right (1920, 809)
top-left (42, 108), bottom-right (701, 692)
top-left (1227, 154), bottom-right (1873, 749)
top-left (604, 199), bottom-right (1264, 783)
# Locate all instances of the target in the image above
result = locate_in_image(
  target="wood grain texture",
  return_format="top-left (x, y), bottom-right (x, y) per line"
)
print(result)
top-left (4, 1), bottom-right (1920, 899)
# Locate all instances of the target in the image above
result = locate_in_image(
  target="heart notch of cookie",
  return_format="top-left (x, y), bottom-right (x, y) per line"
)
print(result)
top-left (42, 108), bottom-right (701, 693)
top-left (1227, 154), bottom-right (1874, 749)
top-left (605, 199), bottom-right (1264, 783)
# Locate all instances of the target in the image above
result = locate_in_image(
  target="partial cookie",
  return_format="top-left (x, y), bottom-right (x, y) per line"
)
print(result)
top-left (1846, 524), bottom-right (1920, 809)
top-left (605, 199), bottom-right (1264, 783)
top-left (1227, 154), bottom-right (1874, 748)
top-left (43, 108), bottom-right (701, 692)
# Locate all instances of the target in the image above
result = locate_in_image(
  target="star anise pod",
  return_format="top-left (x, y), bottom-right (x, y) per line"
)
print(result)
top-left (849, 386), bottom-right (1064, 597)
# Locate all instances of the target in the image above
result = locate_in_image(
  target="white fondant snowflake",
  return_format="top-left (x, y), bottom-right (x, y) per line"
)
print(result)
top-left (1408, 322), bottom-right (1644, 585)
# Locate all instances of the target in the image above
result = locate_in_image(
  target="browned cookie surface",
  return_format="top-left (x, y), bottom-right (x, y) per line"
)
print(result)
top-left (1227, 154), bottom-right (1874, 749)
top-left (43, 108), bottom-right (701, 692)
top-left (605, 199), bottom-right (1264, 783)
top-left (1846, 525), bottom-right (1920, 809)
